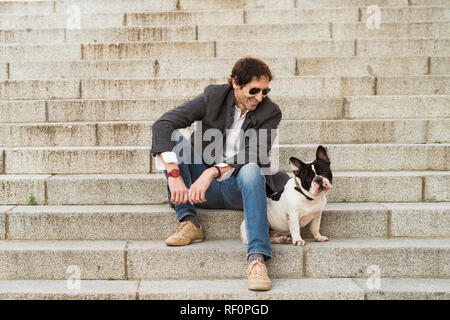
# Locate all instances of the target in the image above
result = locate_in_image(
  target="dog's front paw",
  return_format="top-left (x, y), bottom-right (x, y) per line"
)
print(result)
top-left (314, 235), bottom-right (329, 242)
top-left (292, 239), bottom-right (306, 246)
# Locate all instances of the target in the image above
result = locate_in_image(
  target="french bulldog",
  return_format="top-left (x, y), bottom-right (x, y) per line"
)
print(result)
top-left (241, 145), bottom-right (333, 246)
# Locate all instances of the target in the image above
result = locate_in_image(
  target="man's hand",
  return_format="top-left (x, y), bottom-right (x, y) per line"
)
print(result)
top-left (168, 176), bottom-right (189, 205)
top-left (188, 168), bottom-right (217, 205)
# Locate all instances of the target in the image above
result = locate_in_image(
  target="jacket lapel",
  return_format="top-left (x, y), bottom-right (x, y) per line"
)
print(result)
top-left (223, 88), bottom-right (236, 133)
top-left (241, 111), bottom-right (257, 132)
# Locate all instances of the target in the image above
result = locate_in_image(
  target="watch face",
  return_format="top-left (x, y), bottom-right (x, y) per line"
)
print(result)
top-left (169, 169), bottom-right (180, 177)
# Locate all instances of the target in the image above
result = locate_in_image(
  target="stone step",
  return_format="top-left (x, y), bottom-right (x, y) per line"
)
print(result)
top-left (248, 7), bottom-right (449, 24)
top-left (0, 0), bottom-right (179, 15)
top-left (358, 6), bottom-right (449, 22)
top-left (0, 13), bottom-right (125, 29)
top-left (0, 118), bottom-right (448, 147)
top-left (6, 56), bottom-right (447, 80)
top-left (2, 76), bottom-right (448, 100)
top-left (356, 38), bottom-right (450, 56)
top-left (0, 239), bottom-right (448, 279)
top-left (8, 58), bottom-right (297, 80)
top-left (1, 6), bottom-right (447, 30)
top-left (333, 22), bottom-right (450, 39)
top-left (184, 0), bottom-right (407, 10)
top-left (278, 119), bottom-right (449, 144)
top-left (1, 171), bottom-right (448, 205)
top-left (1, 278), bottom-right (449, 300)
top-left (0, 26), bottom-right (201, 44)
top-left (0, 0), bottom-right (446, 16)
top-left (1, 96), bottom-right (448, 123)
top-left (297, 0), bottom-right (449, 7)
top-left (1, 38), bottom-right (448, 62)
top-left (3, 6), bottom-right (446, 30)
top-left (2, 143), bottom-right (448, 174)
top-left (344, 95), bottom-right (450, 119)
top-left (4, 203), bottom-right (450, 241)
top-left (0, 1), bottom-right (54, 15)
top-left (297, 57), bottom-right (432, 76)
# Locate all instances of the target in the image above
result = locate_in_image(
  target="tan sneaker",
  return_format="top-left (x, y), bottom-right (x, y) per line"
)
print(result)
top-left (247, 259), bottom-right (272, 291)
top-left (165, 221), bottom-right (204, 246)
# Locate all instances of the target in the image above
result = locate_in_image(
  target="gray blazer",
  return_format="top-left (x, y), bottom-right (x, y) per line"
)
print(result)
top-left (151, 83), bottom-right (290, 195)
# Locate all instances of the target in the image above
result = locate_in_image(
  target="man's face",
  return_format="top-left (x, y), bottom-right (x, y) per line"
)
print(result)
top-left (232, 76), bottom-right (270, 112)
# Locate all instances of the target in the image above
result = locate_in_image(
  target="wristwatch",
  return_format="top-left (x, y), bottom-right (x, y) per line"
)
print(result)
top-left (167, 169), bottom-right (181, 178)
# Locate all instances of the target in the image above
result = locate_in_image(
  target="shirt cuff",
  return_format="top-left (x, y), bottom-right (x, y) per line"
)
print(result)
top-left (154, 151), bottom-right (178, 171)
top-left (214, 163), bottom-right (235, 181)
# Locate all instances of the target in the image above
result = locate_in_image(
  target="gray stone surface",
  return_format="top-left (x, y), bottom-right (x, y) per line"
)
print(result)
top-left (46, 174), bottom-right (168, 205)
top-left (126, 10), bottom-right (244, 26)
top-left (384, 203), bottom-right (450, 237)
top-left (10, 58), bottom-right (296, 80)
top-left (8, 205), bottom-right (182, 240)
top-left (278, 144), bottom-right (449, 171)
top-left (0, 1), bottom-right (53, 14)
top-left (5, 147), bottom-right (151, 174)
top-left (127, 240), bottom-right (303, 279)
top-left (216, 39), bottom-right (354, 58)
top-left (0, 13), bottom-right (125, 29)
top-left (54, 0), bottom-right (178, 13)
top-left (0, 206), bottom-right (13, 240)
top-left (139, 278), bottom-right (364, 300)
top-left (246, 8), bottom-right (359, 23)
top-left (329, 171), bottom-right (423, 202)
top-left (359, 6), bottom-right (448, 22)
top-left (305, 239), bottom-right (450, 278)
top-left (377, 76), bottom-right (450, 95)
top-left (0, 175), bottom-right (48, 205)
top-left (425, 174), bottom-right (450, 201)
top-left (295, 0), bottom-right (407, 7)
top-left (278, 120), bottom-right (427, 144)
top-left (179, 0), bottom-right (295, 10)
top-left (0, 100), bottom-right (46, 123)
top-left (0, 44), bottom-right (82, 62)
top-left (82, 41), bottom-right (215, 60)
top-left (428, 119), bottom-right (450, 144)
top-left (297, 57), bottom-right (428, 76)
top-left (0, 80), bottom-right (80, 100)
top-left (198, 23), bottom-right (331, 40)
top-left (431, 57), bottom-right (450, 75)
top-left (0, 241), bottom-right (127, 280)
top-left (0, 280), bottom-right (138, 300)
top-left (301, 203), bottom-right (389, 239)
top-left (0, 29), bottom-right (65, 44)
top-left (0, 123), bottom-right (97, 147)
top-left (333, 22), bottom-right (449, 39)
top-left (47, 98), bottom-right (187, 122)
top-left (357, 39), bottom-right (450, 57)
top-left (345, 96), bottom-right (450, 119)
top-left (356, 278), bottom-right (450, 300)
top-left (39, 172), bottom-right (445, 204)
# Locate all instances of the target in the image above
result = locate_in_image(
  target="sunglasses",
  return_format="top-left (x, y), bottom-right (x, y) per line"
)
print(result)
top-left (249, 87), bottom-right (271, 96)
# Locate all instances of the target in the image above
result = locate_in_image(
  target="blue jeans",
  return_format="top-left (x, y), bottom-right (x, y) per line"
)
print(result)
top-left (163, 144), bottom-right (272, 261)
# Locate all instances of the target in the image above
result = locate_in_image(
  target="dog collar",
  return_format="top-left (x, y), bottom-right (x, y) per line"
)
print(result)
top-left (294, 176), bottom-right (314, 201)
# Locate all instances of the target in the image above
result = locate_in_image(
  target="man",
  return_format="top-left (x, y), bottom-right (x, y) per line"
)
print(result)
top-left (151, 57), bottom-right (288, 291)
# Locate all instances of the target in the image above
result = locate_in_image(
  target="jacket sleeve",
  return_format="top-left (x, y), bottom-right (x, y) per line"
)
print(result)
top-left (151, 93), bottom-right (206, 156)
top-left (225, 106), bottom-right (282, 176)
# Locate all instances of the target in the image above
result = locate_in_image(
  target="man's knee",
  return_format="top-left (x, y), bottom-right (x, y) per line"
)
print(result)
top-left (237, 163), bottom-right (266, 186)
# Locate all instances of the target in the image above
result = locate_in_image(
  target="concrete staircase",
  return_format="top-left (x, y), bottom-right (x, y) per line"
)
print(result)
top-left (0, 0), bottom-right (449, 300)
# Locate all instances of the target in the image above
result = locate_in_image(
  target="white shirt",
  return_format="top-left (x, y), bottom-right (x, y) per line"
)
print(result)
top-left (155, 105), bottom-right (248, 181)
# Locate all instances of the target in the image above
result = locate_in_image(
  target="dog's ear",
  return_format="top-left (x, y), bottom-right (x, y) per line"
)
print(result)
top-left (289, 157), bottom-right (305, 174)
top-left (316, 145), bottom-right (330, 163)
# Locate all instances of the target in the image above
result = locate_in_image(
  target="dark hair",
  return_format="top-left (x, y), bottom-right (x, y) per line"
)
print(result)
top-left (228, 56), bottom-right (273, 88)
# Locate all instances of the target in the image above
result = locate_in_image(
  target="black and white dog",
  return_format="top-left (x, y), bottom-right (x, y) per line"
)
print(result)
top-left (241, 146), bottom-right (333, 246)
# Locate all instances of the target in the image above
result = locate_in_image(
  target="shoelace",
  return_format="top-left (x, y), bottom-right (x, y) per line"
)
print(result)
top-left (176, 222), bottom-right (190, 235)
top-left (247, 260), bottom-right (266, 278)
